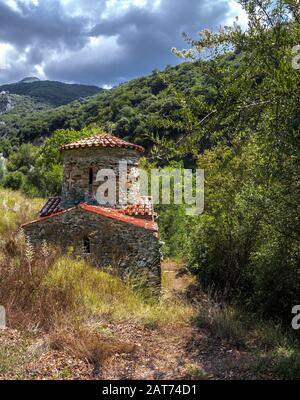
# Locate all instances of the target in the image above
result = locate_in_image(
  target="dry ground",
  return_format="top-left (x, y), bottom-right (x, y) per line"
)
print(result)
top-left (0, 261), bottom-right (268, 380)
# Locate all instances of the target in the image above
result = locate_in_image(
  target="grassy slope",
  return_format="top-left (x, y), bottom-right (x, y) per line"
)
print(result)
top-left (0, 189), bottom-right (299, 380)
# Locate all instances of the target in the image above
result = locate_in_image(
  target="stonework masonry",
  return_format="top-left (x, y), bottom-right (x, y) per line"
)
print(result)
top-left (24, 207), bottom-right (161, 287)
top-left (62, 147), bottom-right (141, 209)
top-left (22, 134), bottom-right (161, 289)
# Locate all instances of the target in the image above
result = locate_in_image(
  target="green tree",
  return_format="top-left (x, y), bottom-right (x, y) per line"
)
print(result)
top-left (7, 144), bottom-right (38, 174)
top-left (153, 0), bottom-right (300, 322)
top-left (3, 171), bottom-right (26, 191)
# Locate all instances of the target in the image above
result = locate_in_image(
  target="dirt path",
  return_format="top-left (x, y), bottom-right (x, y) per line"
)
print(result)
top-left (100, 261), bottom-right (261, 380)
top-left (0, 261), bottom-right (262, 380)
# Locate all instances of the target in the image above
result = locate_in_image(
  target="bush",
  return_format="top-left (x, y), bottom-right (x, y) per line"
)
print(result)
top-left (3, 171), bottom-right (26, 191)
top-left (274, 347), bottom-right (300, 380)
top-left (170, 140), bottom-right (300, 326)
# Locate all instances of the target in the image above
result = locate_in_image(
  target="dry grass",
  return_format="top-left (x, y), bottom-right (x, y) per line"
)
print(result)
top-left (195, 292), bottom-right (247, 348)
top-left (49, 327), bottom-right (135, 369)
top-left (0, 238), bottom-right (194, 332)
top-left (0, 188), bottom-right (43, 235)
top-left (0, 340), bottom-right (29, 376)
top-left (0, 188), bottom-right (195, 334)
top-left (193, 288), bottom-right (300, 379)
top-left (0, 188), bottom-right (196, 374)
top-left (43, 255), bottom-right (195, 328)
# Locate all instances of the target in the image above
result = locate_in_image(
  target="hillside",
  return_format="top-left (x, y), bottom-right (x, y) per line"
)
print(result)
top-left (6, 93), bottom-right (51, 115)
top-left (0, 61), bottom-right (213, 154)
top-left (0, 78), bottom-right (102, 108)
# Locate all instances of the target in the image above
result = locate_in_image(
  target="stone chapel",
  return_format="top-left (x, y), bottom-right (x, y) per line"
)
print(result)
top-left (22, 133), bottom-right (161, 287)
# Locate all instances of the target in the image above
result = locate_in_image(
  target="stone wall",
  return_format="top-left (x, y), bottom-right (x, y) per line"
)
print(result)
top-left (61, 147), bottom-right (141, 209)
top-left (23, 208), bottom-right (161, 289)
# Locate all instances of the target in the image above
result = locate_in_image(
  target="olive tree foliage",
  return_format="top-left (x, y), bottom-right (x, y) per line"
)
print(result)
top-left (152, 0), bottom-right (300, 322)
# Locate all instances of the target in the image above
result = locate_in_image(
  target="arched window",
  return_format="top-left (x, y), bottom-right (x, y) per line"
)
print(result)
top-left (83, 236), bottom-right (91, 254)
top-left (89, 168), bottom-right (93, 185)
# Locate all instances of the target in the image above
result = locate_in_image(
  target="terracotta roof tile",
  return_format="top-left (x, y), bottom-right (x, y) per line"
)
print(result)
top-left (80, 204), bottom-right (158, 231)
top-left (60, 133), bottom-right (145, 154)
top-left (123, 197), bottom-right (156, 220)
top-left (21, 207), bottom-right (77, 228)
top-left (39, 197), bottom-right (63, 217)
top-left (22, 203), bottom-right (158, 232)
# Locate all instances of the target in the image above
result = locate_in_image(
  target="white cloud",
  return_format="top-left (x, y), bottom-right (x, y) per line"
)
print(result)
top-left (0, 0), bottom-right (243, 86)
top-left (102, 0), bottom-right (161, 18)
top-left (225, 0), bottom-right (248, 29)
top-left (0, 43), bottom-right (14, 71)
top-left (2, 0), bottom-right (19, 11)
top-left (3, 0), bottom-right (39, 11)
top-left (34, 63), bottom-right (46, 79)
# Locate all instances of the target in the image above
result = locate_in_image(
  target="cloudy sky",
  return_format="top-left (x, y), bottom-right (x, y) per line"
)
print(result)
top-left (0, 0), bottom-right (247, 87)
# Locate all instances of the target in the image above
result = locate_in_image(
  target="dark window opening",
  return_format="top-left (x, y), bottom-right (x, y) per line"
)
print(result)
top-left (83, 236), bottom-right (91, 254)
top-left (89, 168), bottom-right (94, 185)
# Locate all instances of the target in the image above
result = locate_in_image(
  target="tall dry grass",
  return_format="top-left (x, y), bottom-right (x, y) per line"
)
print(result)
top-left (0, 189), bottom-right (195, 334)
top-left (0, 188), bottom-right (196, 371)
top-left (0, 188), bottom-right (44, 235)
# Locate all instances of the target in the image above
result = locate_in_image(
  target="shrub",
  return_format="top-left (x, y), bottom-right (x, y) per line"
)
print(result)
top-left (274, 347), bottom-right (300, 380)
top-left (3, 171), bottom-right (26, 191)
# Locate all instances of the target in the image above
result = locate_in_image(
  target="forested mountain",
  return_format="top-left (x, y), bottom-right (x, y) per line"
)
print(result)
top-left (0, 60), bottom-right (226, 155)
top-left (4, 93), bottom-right (51, 115)
top-left (0, 78), bottom-right (102, 108)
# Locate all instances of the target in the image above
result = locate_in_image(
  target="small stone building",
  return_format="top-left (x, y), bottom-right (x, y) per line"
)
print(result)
top-left (22, 134), bottom-right (161, 287)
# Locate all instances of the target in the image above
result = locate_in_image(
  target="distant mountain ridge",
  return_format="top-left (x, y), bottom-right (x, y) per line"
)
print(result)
top-left (19, 77), bottom-right (41, 83)
top-left (0, 78), bottom-right (102, 107)
top-left (0, 61), bottom-right (208, 149)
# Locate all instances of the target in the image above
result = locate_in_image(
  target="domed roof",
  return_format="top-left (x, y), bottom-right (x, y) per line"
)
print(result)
top-left (60, 133), bottom-right (145, 154)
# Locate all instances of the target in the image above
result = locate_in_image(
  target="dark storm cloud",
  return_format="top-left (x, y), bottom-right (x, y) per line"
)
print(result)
top-left (45, 0), bottom-right (232, 86)
top-left (0, 0), bottom-right (235, 86)
top-left (0, 0), bottom-right (89, 50)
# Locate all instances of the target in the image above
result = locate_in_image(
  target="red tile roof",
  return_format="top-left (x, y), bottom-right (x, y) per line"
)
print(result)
top-left (79, 204), bottom-right (157, 231)
top-left (60, 133), bottom-right (145, 154)
top-left (39, 197), bottom-right (63, 217)
top-left (123, 197), bottom-right (156, 220)
top-left (22, 203), bottom-right (158, 232)
top-left (21, 208), bottom-right (77, 228)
